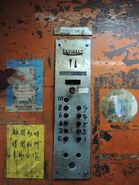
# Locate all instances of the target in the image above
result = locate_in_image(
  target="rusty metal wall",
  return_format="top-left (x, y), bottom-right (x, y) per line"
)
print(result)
top-left (0, 0), bottom-right (139, 184)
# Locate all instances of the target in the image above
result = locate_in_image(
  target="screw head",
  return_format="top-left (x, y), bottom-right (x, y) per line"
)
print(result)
top-left (84, 170), bottom-right (88, 175)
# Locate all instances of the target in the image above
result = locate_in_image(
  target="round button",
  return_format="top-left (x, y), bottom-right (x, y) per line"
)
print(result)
top-left (63, 136), bottom-right (69, 142)
top-left (77, 106), bottom-right (82, 111)
top-left (64, 121), bottom-right (69, 126)
top-left (76, 137), bottom-right (81, 143)
top-left (76, 129), bottom-right (81, 135)
top-left (69, 162), bottom-right (75, 169)
top-left (64, 97), bottom-right (69, 102)
top-left (77, 114), bottom-right (81, 119)
top-left (64, 113), bottom-right (69, 118)
top-left (63, 153), bottom-right (69, 158)
top-left (69, 87), bottom-right (76, 94)
top-left (64, 129), bottom-right (69, 133)
top-left (76, 153), bottom-right (81, 158)
top-left (76, 122), bottom-right (81, 127)
top-left (64, 105), bottom-right (69, 111)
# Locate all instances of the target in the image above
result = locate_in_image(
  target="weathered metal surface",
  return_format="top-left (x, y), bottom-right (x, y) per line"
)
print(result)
top-left (0, 0), bottom-right (139, 185)
top-left (54, 40), bottom-right (91, 179)
top-left (54, 27), bottom-right (92, 35)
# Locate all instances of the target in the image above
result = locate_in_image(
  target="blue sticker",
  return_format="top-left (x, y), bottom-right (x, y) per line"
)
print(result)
top-left (6, 59), bottom-right (43, 112)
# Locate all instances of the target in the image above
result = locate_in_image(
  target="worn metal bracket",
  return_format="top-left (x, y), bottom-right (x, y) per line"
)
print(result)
top-left (54, 27), bottom-right (92, 36)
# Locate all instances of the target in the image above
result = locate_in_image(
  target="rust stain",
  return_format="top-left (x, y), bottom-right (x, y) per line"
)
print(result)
top-left (36, 30), bottom-right (43, 39)
top-left (0, 0), bottom-right (139, 184)
top-left (17, 19), bottom-right (28, 24)
top-left (0, 69), bottom-right (16, 91)
top-left (34, 4), bottom-right (43, 13)
top-left (48, 56), bottom-right (51, 69)
top-left (123, 163), bottom-right (139, 176)
top-left (100, 130), bottom-right (112, 142)
top-left (94, 162), bottom-right (110, 177)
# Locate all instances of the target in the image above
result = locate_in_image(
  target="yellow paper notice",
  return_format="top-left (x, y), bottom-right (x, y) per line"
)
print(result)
top-left (7, 125), bottom-right (44, 179)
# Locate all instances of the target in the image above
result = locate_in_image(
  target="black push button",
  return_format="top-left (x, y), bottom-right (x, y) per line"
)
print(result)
top-left (69, 162), bottom-right (75, 169)
top-left (64, 129), bottom-right (69, 133)
top-left (76, 153), bottom-right (81, 158)
top-left (64, 97), bottom-right (69, 102)
top-left (64, 121), bottom-right (69, 126)
top-left (76, 122), bottom-right (81, 127)
top-left (76, 129), bottom-right (81, 134)
top-left (76, 114), bottom-right (81, 119)
top-left (76, 137), bottom-right (81, 143)
top-left (64, 113), bottom-right (69, 118)
top-left (64, 105), bottom-right (69, 111)
top-left (63, 153), bottom-right (69, 158)
top-left (63, 136), bottom-right (69, 142)
top-left (77, 106), bottom-right (82, 111)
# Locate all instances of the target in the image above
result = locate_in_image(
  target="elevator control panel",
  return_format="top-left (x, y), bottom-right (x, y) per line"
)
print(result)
top-left (54, 40), bottom-right (91, 179)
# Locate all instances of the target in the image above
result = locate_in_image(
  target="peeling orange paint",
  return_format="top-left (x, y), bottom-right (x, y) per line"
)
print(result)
top-left (0, 0), bottom-right (139, 185)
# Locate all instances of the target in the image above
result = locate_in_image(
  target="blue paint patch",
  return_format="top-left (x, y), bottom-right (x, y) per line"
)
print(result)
top-left (6, 59), bottom-right (43, 112)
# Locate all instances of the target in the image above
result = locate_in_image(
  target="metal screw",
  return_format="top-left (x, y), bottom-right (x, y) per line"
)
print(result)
top-left (84, 170), bottom-right (88, 175)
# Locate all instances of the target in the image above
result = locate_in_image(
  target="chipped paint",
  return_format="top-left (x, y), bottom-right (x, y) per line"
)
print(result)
top-left (94, 162), bottom-right (110, 176)
top-left (100, 130), bottom-right (112, 141)
top-left (0, 0), bottom-right (139, 184)
top-left (0, 69), bottom-right (16, 91)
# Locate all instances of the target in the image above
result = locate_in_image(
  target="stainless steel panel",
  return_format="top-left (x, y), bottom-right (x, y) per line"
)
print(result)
top-left (54, 27), bottom-right (92, 36)
top-left (54, 39), bottom-right (91, 179)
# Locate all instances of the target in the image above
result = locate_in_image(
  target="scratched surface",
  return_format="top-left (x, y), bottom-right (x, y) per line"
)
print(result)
top-left (0, 0), bottom-right (139, 185)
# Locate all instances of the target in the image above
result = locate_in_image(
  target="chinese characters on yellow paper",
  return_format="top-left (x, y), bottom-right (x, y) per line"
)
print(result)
top-left (7, 125), bottom-right (44, 179)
